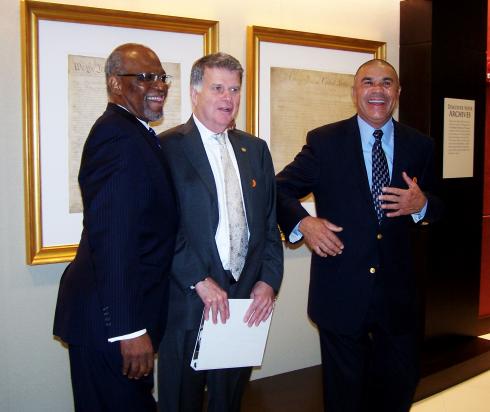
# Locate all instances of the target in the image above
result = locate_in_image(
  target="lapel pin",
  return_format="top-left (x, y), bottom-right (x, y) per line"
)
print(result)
top-left (241, 147), bottom-right (247, 152)
top-left (251, 179), bottom-right (257, 188)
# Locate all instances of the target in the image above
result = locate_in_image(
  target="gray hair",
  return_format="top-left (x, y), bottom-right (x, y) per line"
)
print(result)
top-left (190, 52), bottom-right (243, 90)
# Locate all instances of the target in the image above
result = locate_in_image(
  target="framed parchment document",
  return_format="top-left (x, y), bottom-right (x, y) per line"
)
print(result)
top-left (21, 1), bottom-right (218, 264)
top-left (246, 26), bottom-right (386, 175)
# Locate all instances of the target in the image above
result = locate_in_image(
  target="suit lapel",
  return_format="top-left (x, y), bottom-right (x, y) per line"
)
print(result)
top-left (344, 117), bottom-right (377, 218)
top-left (107, 103), bottom-right (161, 155)
top-left (179, 118), bottom-right (219, 201)
top-left (391, 121), bottom-right (410, 189)
top-left (107, 103), bottom-right (169, 178)
top-left (228, 131), bottom-right (254, 232)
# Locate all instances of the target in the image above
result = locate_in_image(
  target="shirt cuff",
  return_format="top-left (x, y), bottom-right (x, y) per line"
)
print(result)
top-left (108, 329), bottom-right (147, 343)
top-left (190, 276), bottom-right (208, 290)
top-left (411, 201), bottom-right (428, 223)
top-left (289, 221), bottom-right (304, 243)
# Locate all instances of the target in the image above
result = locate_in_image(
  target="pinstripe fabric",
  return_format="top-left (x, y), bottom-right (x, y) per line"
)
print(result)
top-left (54, 103), bottom-right (178, 349)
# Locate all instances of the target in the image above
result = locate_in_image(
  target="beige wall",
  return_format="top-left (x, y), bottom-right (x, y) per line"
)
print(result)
top-left (0, 0), bottom-right (399, 410)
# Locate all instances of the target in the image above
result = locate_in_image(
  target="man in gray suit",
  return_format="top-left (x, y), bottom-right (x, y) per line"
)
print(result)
top-left (157, 52), bottom-right (283, 412)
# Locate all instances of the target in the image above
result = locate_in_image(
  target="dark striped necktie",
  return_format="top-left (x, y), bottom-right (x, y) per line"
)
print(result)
top-left (371, 129), bottom-right (389, 222)
top-left (149, 127), bottom-right (161, 149)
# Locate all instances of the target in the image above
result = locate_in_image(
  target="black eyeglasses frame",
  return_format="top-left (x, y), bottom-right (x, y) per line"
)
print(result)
top-left (116, 73), bottom-right (172, 84)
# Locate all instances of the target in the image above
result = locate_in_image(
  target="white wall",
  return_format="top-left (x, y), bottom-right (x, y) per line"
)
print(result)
top-left (0, 0), bottom-right (400, 410)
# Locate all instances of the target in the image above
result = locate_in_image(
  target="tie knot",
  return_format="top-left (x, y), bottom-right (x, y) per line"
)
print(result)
top-left (373, 129), bottom-right (383, 141)
top-left (213, 132), bottom-right (226, 145)
top-left (149, 127), bottom-right (156, 136)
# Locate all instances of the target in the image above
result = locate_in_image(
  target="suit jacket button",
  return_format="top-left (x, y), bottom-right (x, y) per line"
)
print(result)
top-left (376, 233), bottom-right (383, 240)
top-left (369, 267), bottom-right (376, 274)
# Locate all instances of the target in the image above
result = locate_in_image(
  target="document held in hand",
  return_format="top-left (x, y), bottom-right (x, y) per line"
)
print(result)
top-left (190, 298), bottom-right (273, 371)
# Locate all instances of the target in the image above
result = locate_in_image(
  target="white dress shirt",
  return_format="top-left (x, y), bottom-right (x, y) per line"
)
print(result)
top-left (193, 114), bottom-right (250, 272)
top-left (290, 116), bottom-right (427, 242)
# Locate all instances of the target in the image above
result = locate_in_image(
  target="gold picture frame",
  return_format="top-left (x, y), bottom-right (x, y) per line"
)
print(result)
top-left (246, 25), bottom-right (386, 136)
top-left (21, 0), bottom-right (218, 264)
top-left (246, 26), bottom-right (386, 233)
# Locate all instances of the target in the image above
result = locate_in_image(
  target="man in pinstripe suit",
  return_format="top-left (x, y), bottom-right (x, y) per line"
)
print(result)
top-left (53, 43), bottom-right (178, 411)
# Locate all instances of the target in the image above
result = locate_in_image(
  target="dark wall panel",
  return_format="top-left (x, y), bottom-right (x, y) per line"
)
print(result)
top-left (400, 0), bottom-right (490, 338)
top-left (480, 73), bottom-right (490, 317)
top-left (480, 217), bottom-right (490, 317)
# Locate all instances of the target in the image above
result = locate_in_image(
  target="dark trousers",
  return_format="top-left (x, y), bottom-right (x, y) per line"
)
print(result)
top-left (318, 323), bottom-right (419, 412)
top-left (158, 328), bottom-right (251, 412)
top-left (69, 344), bottom-right (156, 412)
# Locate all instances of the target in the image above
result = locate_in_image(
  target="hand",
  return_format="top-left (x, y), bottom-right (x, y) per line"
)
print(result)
top-left (120, 333), bottom-right (154, 379)
top-left (379, 172), bottom-right (427, 217)
top-left (195, 277), bottom-right (229, 324)
top-left (244, 281), bottom-right (275, 327)
top-left (299, 216), bottom-right (344, 257)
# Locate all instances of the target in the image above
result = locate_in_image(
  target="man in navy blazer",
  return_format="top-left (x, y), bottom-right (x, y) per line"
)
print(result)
top-left (53, 43), bottom-right (178, 411)
top-left (157, 53), bottom-right (283, 412)
top-left (276, 59), bottom-right (443, 412)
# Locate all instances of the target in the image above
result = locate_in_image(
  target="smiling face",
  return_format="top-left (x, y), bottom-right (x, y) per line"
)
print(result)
top-left (191, 67), bottom-right (241, 133)
top-left (108, 45), bottom-right (168, 122)
top-left (352, 60), bottom-right (401, 129)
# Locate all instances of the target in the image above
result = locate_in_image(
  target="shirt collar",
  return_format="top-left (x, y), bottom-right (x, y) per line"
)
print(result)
top-left (116, 104), bottom-right (150, 130)
top-left (357, 115), bottom-right (394, 146)
top-left (193, 113), bottom-right (228, 143)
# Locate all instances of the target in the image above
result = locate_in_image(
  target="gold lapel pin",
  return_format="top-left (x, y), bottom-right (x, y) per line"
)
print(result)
top-left (251, 179), bottom-right (257, 188)
top-left (241, 147), bottom-right (247, 152)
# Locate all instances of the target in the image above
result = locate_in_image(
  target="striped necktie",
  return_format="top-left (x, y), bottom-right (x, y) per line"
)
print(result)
top-left (148, 127), bottom-right (161, 149)
top-left (371, 129), bottom-right (389, 222)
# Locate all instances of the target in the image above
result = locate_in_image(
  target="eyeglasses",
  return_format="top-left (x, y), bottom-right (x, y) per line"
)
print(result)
top-left (117, 73), bottom-right (172, 84)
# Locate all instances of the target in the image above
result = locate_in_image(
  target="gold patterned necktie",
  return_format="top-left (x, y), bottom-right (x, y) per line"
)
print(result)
top-left (371, 129), bottom-right (389, 223)
top-left (213, 133), bottom-right (248, 280)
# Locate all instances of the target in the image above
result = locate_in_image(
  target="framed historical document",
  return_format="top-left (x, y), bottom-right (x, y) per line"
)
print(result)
top-left (21, 1), bottom-right (218, 264)
top-left (246, 26), bottom-right (385, 176)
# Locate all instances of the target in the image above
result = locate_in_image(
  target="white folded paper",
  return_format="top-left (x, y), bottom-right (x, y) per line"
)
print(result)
top-left (190, 299), bottom-right (273, 371)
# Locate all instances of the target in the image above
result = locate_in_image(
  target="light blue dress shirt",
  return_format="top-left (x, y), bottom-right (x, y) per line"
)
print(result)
top-left (358, 116), bottom-right (394, 188)
top-left (290, 116), bottom-right (427, 242)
